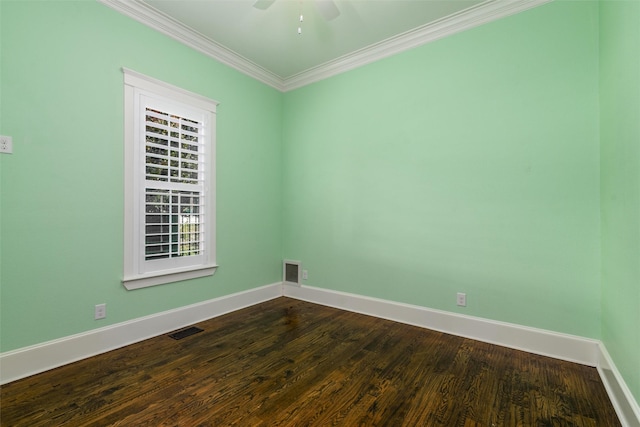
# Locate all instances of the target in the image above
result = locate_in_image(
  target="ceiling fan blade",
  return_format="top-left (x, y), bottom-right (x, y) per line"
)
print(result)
top-left (253, 0), bottom-right (276, 10)
top-left (314, 0), bottom-right (340, 21)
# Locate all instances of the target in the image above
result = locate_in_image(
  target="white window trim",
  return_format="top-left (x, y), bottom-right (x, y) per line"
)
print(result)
top-left (122, 68), bottom-right (218, 290)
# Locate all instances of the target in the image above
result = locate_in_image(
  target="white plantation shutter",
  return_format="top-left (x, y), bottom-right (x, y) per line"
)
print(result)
top-left (142, 102), bottom-right (206, 264)
top-left (123, 69), bottom-right (217, 290)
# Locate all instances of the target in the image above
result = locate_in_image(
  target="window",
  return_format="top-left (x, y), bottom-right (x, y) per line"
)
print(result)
top-left (122, 68), bottom-right (218, 290)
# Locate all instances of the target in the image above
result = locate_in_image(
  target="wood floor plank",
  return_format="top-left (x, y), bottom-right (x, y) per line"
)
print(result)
top-left (0, 297), bottom-right (621, 426)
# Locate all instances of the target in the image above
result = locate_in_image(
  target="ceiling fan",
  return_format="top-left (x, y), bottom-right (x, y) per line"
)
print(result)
top-left (253, 0), bottom-right (340, 21)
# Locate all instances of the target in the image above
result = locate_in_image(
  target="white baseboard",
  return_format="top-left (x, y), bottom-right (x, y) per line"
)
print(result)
top-left (598, 344), bottom-right (640, 427)
top-left (0, 282), bottom-right (283, 385)
top-left (3, 281), bottom-right (638, 426)
top-left (283, 284), bottom-right (599, 365)
top-left (283, 283), bottom-right (640, 426)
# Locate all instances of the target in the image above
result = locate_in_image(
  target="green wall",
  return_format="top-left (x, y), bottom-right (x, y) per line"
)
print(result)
top-left (0, 0), bottom-right (283, 352)
top-left (1, 0), bottom-right (639, 409)
top-left (600, 0), bottom-right (640, 403)
top-left (283, 1), bottom-right (601, 338)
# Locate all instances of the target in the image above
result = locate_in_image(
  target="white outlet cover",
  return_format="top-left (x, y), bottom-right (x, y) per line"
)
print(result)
top-left (0, 135), bottom-right (13, 154)
top-left (95, 303), bottom-right (106, 319)
top-left (456, 292), bottom-right (467, 307)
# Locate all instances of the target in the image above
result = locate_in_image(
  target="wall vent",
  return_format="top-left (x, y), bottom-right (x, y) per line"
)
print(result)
top-left (283, 260), bottom-right (301, 286)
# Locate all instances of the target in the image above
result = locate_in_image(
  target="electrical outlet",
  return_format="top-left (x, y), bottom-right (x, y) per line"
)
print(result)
top-left (95, 303), bottom-right (106, 320)
top-left (302, 269), bottom-right (308, 280)
top-left (0, 135), bottom-right (13, 154)
top-left (456, 292), bottom-right (467, 307)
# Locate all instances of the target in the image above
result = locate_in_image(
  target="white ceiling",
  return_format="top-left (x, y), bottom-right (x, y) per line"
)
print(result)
top-left (101, 0), bottom-right (550, 91)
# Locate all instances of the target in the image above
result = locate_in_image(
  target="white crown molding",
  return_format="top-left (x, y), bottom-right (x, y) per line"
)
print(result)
top-left (99, 0), bottom-right (551, 93)
top-left (0, 283), bottom-right (283, 385)
top-left (98, 0), bottom-right (285, 91)
top-left (283, 0), bottom-right (553, 91)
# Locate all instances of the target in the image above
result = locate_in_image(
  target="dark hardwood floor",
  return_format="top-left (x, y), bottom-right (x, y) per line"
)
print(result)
top-left (1, 297), bottom-right (621, 426)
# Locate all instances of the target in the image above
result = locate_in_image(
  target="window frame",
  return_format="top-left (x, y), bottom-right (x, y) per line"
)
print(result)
top-left (122, 68), bottom-right (218, 290)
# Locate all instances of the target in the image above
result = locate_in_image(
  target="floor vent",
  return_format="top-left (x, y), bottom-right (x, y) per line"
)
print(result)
top-left (168, 326), bottom-right (203, 340)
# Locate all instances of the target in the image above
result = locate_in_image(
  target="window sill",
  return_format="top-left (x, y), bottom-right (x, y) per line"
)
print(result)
top-left (122, 264), bottom-right (218, 290)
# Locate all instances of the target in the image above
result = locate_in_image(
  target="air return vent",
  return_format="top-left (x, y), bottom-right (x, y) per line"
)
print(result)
top-left (283, 260), bottom-right (301, 285)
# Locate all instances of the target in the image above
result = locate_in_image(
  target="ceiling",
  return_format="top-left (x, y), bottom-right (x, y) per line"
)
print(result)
top-left (101, 0), bottom-right (549, 91)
